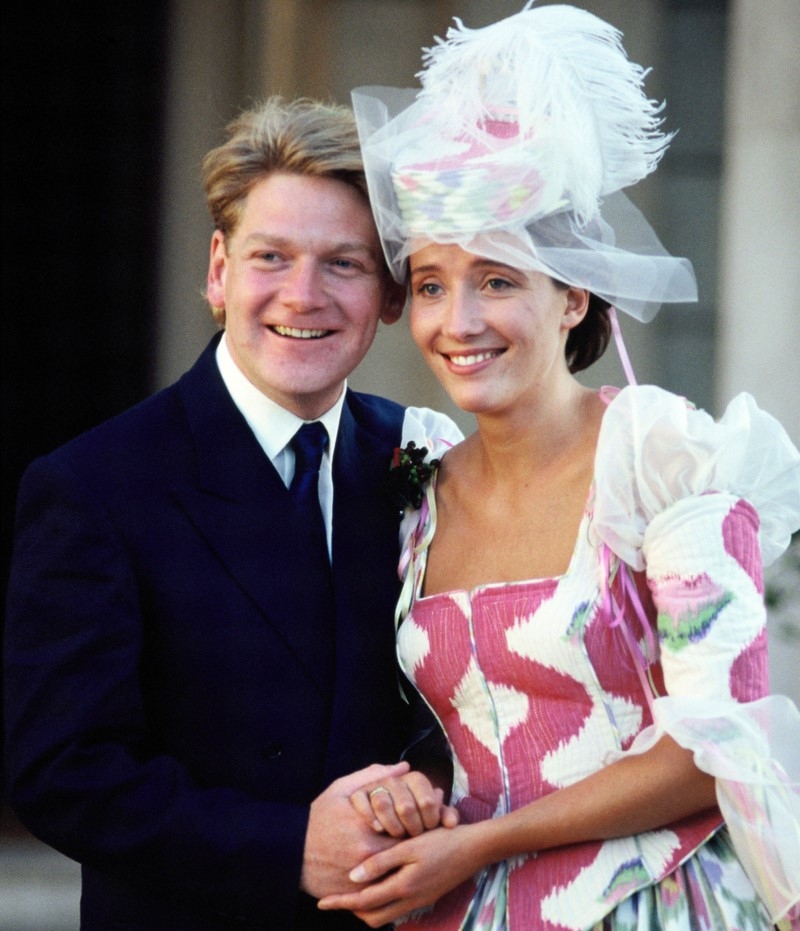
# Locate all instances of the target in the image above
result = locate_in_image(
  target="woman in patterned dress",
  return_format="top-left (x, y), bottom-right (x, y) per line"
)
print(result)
top-left (318, 4), bottom-right (800, 929)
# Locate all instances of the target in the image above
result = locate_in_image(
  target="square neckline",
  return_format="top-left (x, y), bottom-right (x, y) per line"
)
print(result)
top-left (412, 387), bottom-right (619, 604)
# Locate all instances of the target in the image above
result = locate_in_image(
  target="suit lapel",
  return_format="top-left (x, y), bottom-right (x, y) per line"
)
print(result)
top-left (170, 339), bottom-right (334, 696)
top-left (323, 395), bottom-right (407, 780)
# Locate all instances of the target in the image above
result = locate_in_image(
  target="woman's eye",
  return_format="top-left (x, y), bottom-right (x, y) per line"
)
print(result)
top-left (418, 282), bottom-right (442, 296)
top-left (486, 277), bottom-right (512, 291)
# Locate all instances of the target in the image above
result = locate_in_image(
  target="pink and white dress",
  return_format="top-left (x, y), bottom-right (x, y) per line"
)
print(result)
top-left (395, 385), bottom-right (800, 931)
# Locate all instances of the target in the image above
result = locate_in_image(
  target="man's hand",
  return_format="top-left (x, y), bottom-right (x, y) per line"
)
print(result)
top-left (301, 762), bottom-right (411, 899)
top-left (317, 823), bottom-right (481, 927)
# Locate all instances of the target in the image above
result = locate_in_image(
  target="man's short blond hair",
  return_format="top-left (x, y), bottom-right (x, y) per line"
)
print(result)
top-left (202, 96), bottom-right (369, 238)
top-left (201, 97), bottom-right (381, 324)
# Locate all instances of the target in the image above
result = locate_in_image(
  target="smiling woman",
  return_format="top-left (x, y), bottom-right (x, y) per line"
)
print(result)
top-left (313, 5), bottom-right (800, 930)
top-left (408, 246), bottom-right (589, 423)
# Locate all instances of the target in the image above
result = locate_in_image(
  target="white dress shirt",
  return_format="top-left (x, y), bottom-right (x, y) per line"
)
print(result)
top-left (215, 332), bottom-right (464, 557)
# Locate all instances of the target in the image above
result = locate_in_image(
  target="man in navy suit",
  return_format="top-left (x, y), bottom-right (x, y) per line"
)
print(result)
top-left (4, 97), bottom-right (461, 930)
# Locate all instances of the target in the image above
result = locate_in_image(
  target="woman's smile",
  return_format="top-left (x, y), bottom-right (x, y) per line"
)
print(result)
top-left (444, 348), bottom-right (506, 368)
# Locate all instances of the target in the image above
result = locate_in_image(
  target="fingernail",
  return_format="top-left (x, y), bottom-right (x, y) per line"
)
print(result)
top-left (349, 866), bottom-right (367, 883)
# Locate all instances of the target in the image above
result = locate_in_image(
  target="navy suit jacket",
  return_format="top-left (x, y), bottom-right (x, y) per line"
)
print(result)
top-left (4, 336), bottom-right (420, 930)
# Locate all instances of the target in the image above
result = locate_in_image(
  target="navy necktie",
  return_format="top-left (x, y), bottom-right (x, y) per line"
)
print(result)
top-left (288, 421), bottom-right (334, 693)
top-left (290, 421), bottom-right (329, 562)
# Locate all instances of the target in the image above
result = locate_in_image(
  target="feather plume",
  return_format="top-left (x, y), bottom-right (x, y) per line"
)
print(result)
top-left (415, 2), bottom-right (671, 223)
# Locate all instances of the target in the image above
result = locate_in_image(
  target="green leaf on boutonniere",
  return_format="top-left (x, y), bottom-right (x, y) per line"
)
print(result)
top-left (388, 441), bottom-right (439, 511)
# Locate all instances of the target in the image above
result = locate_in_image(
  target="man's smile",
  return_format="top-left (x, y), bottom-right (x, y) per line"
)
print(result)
top-left (271, 325), bottom-right (330, 339)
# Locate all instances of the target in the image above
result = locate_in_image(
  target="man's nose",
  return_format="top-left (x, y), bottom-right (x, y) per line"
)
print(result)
top-left (280, 259), bottom-right (326, 311)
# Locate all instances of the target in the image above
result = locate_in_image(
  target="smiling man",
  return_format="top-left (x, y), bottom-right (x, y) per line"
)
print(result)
top-left (4, 97), bottom-right (461, 931)
top-left (207, 171), bottom-right (397, 420)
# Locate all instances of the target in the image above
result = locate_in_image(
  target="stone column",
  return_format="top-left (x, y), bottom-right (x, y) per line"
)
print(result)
top-left (717, 0), bottom-right (800, 442)
top-left (718, 0), bottom-right (800, 703)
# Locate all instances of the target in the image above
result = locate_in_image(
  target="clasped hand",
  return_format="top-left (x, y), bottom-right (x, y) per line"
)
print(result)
top-left (350, 766), bottom-right (459, 838)
top-left (315, 763), bottom-right (471, 927)
top-left (301, 761), bottom-right (458, 902)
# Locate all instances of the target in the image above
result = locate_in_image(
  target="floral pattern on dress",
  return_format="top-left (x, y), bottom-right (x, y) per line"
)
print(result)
top-left (652, 573), bottom-right (733, 651)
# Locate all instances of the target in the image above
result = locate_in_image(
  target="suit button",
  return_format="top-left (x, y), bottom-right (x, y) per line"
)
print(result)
top-left (262, 742), bottom-right (284, 760)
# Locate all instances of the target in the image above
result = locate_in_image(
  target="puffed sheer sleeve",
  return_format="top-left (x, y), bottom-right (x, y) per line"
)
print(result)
top-left (397, 406), bottom-right (462, 558)
top-left (593, 385), bottom-right (800, 924)
top-left (593, 386), bottom-right (800, 572)
top-left (395, 407), bottom-right (462, 622)
top-left (400, 406), bottom-right (464, 458)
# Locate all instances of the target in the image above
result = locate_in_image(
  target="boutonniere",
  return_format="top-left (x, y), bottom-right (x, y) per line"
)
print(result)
top-left (389, 441), bottom-right (439, 511)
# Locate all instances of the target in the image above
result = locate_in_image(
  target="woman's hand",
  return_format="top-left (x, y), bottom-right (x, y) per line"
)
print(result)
top-left (301, 761), bottom-right (412, 900)
top-left (317, 823), bottom-right (479, 927)
top-left (350, 770), bottom-right (459, 838)
top-left (325, 735), bottom-right (717, 924)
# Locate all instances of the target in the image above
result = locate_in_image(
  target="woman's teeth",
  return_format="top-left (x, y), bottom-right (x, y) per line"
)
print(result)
top-left (449, 350), bottom-right (502, 367)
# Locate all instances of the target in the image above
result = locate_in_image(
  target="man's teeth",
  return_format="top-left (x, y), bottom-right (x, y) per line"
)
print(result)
top-left (273, 325), bottom-right (327, 339)
top-left (449, 350), bottom-right (502, 367)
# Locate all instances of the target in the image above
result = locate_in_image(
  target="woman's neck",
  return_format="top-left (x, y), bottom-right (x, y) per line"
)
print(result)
top-left (469, 379), bottom-right (601, 482)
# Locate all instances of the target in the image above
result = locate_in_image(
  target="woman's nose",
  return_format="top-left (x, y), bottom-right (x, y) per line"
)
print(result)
top-left (443, 289), bottom-right (483, 338)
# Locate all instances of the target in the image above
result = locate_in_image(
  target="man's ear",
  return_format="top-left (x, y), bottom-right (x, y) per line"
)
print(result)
top-left (563, 286), bottom-right (590, 330)
top-left (206, 230), bottom-right (228, 308)
top-left (379, 278), bottom-right (408, 325)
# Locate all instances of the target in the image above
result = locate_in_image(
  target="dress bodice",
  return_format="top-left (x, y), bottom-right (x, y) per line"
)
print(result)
top-left (397, 504), bottom-right (723, 930)
top-left (394, 385), bottom-right (800, 930)
top-left (399, 507), bottom-right (660, 815)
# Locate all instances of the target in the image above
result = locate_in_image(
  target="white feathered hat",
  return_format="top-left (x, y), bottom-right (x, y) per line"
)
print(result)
top-left (352, 1), bottom-right (697, 322)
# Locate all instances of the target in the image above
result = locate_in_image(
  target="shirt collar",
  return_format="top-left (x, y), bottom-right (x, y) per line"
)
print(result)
top-left (215, 332), bottom-right (345, 462)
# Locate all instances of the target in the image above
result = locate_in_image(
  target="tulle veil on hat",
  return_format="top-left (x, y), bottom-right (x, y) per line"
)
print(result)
top-left (352, 1), bottom-right (697, 325)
